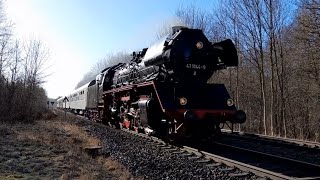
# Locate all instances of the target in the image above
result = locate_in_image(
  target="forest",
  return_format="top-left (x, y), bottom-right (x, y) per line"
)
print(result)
top-left (0, 1), bottom-right (48, 122)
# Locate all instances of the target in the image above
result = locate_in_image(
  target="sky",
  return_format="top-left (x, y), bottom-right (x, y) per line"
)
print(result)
top-left (5, 0), bottom-right (215, 99)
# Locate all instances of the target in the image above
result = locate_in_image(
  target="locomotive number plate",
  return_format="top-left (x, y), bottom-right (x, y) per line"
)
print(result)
top-left (186, 64), bottom-right (206, 70)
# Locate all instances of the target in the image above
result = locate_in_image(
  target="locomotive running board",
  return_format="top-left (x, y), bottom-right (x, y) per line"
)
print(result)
top-left (102, 81), bottom-right (165, 112)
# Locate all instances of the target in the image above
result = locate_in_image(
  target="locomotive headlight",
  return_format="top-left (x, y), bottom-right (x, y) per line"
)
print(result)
top-left (196, 41), bottom-right (203, 49)
top-left (227, 98), bottom-right (234, 106)
top-left (184, 110), bottom-right (196, 122)
top-left (180, 97), bottom-right (187, 105)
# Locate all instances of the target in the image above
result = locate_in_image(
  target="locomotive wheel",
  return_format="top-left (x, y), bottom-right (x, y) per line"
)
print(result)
top-left (167, 133), bottom-right (185, 145)
top-left (206, 122), bottom-right (222, 141)
top-left (179, 120), bottom-right (222, 143)
top-left (115, 121), bottom-right (121, 129)
top-left (137, 127), bottom-right (144, 133)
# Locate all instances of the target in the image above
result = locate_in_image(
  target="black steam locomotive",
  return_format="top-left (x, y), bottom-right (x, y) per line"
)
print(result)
top-left (90, 26), bottom-right (246, 140)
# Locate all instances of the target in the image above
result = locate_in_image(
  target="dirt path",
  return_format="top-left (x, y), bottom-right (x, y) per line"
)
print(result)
top-left (0, 111), bottom-right (137, 180)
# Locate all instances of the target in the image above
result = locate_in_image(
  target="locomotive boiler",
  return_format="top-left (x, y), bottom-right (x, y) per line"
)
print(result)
top-left (96, 26), bottom-right (246, 140)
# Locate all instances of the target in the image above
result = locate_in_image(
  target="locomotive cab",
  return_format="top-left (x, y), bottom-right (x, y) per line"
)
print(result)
top-left (96, 73), bottom-right (103, 85)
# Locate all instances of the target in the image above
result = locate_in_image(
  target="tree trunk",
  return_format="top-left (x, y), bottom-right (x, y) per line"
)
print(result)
top-left (269, 0), bottom-right (275, 136)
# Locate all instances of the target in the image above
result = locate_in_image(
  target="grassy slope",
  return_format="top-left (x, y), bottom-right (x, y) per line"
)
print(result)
top-left (0, 110), bottom-right (137, 180)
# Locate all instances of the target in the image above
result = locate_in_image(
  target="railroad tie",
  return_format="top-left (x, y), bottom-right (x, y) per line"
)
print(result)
top-left (219, 167), bottom-right (235, 172)
top-left (84, 146), bottom-right (103, 157)
top-left (157, 144), bottom-right (166, 147)
top-left (163, 148), bottom-right (178, 152)
top-left (180, 153), bottom-right (193, 157)
top-left (229, 172), bottom-right (249, 177)
top-left (196, 159), bottom-right (212, 163)
top-left (172, 151), bottom-right (182, 154)
top-left (160, 146), bottom-right (173, 149)
top-left (188, 156), bottom-right (201, 160)
top-left (206, 163), bottom-right (222, 167)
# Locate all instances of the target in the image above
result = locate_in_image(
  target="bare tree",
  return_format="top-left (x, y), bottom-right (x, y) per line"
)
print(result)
top-left (283, 0), bottom-right (320, 140)
top-left (176, 4), bottom-right (211, 35)
top-left (0, 0), bottom-right (51, 122)
top-left (23, 39), bottom-right (49, 86)
top-left (0, 0), bottom-right (13, 77)
top-left (9, 40), bottom-right (20, 82)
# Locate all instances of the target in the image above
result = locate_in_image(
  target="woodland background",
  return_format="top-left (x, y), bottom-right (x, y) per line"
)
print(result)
top-left (0, 0), bottom-right (318, 141)
top-left (0, 0), bottom-right (48, 122)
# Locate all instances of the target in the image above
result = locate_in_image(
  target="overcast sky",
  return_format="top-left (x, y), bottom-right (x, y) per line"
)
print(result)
top-left (5, 0), bottom-right (214, 98)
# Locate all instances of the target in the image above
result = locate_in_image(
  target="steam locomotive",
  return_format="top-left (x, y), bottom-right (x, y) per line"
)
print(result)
top-left (58, 26), bottom-right (246, 140)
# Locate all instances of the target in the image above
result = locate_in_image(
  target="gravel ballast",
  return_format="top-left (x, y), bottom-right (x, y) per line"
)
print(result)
top-left (73, 117), bottom-right (260, 180)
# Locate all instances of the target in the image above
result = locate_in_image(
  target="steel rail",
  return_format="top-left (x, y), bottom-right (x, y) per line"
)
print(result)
top-left (221, 129), bottom-right (320, 148)
top-left (182, 146), bottom-right (293, 180)
top-left (208, 141), bottom-right (320, 179)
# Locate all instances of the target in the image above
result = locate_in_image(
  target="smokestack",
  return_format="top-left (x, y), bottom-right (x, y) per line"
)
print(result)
top-left (171, 26), bottom-right (187, 35)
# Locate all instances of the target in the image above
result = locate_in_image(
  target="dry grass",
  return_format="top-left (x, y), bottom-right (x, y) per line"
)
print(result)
top-left (0, 110), bottom-right (140, 180)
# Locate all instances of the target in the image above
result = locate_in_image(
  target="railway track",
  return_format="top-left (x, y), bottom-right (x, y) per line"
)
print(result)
top-left (206, 142), bottom-right (320, 179)
top-left (122, 129), bottom-right (320, 180)
top-left (222, 129), bottom-right (320, 149)
top-left (219, 130), bottom-right (320, 166)
top-left (122, 129), bottom-right (259, 179)
top-left (72, 112), bottom-right (320, 179)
